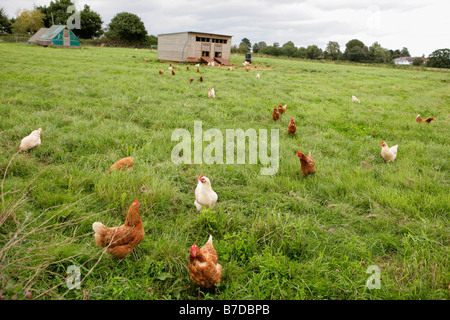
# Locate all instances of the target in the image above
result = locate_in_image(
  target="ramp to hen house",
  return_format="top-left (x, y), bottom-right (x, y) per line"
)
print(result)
top-left (201, 56), bottom-right (216, 65)
top-left (214, 57), bottom-right (230, 65)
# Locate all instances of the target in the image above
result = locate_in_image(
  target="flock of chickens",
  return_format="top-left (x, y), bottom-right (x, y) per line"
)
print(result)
top-left (16, 129), bottom-right (222, 298)
top-left (15, 58), bottom-right (436, 299)
top-left (15, 126), bottom-right (221, 297)
top-left (157, 61), bottom-right (263, 102)
top-left (270, 102), bottom-right (318, 176)
top-left (99, 170), bottom-right (221, 298)
top-left (377, 113), bottom-right (434, 162)
top-left (271, 94), bottom-right (435, 167)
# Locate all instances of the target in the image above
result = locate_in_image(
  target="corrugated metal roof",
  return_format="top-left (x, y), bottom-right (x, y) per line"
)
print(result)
top-left (158, 31), bottom-right (232, 37)
top-left (40, 25), bottom-right (66, 40)
top-left (28, 28), bottom-right (48, 43)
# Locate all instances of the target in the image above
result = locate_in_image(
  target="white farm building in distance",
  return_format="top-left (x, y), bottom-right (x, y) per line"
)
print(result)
top-left (393, 56), bottom-right (428, 65)
top-left (157, 31), bottom-right (232, 65)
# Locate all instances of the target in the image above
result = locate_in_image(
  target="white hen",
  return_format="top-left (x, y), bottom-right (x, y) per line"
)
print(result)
top-left (19, 128), bottom-right (42, 151)
top-left (381, 141), bottom-right (398, 162)
top-left (194, 175), bottom-right (218, 212)
top-left (208, 88), bottom-right (215, 99)
top-left (352, 95), bottom-right (360, 103)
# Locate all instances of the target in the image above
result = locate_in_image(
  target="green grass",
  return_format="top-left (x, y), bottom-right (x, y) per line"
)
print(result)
top-left (0, 43), bottom-right (449, 300)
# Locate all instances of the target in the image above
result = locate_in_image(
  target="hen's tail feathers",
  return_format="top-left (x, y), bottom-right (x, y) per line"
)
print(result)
top-left (194, 200), bottom-right (203, 212)
top-left (391, 145), bottom-right (398, 154)
top-left (92, 222), bottom-right (105, 234)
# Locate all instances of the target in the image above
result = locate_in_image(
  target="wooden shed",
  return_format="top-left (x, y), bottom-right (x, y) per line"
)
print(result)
top-left (157, 31), bottom-right (232, 65)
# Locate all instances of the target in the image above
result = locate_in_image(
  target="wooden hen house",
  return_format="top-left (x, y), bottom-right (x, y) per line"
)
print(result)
top-left (157, 31), bottom-right (232, 65)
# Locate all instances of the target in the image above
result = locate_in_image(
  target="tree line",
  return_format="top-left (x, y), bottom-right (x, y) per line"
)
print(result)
top-left (234, 38), bottom-right (450, 69)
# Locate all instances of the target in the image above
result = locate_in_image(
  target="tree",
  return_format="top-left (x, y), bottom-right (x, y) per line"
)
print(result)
top-left (400, 47), bottom-right (410, 57)
top-left (261, 44), bottom-right (282, 56)
top-left (412, 57), bottom-right (424, 66)
top-left (384, 49), bottom-right (392, 62)
top-left (282, 41), bottom-right (295, 48)
top-left (324, 41), bottom-right (341, 60)
top-left (252, 41), bottom-right (268, 54)
top-left (281, 41), bottom-right (298, 57)
top-left (257, 41), bottom-right (267, 51)
top-left (0, 7), bottom-right (11, 33)
top-left (426, 48), bottom-right (450, 68)
top-left (297, 47), bottom-right (307, 59)
top-left (239, 38), bottom-right (251, 53)
top-left (347, 46), bottom-right (366, 62)
top-left (367, 41), bottom-right (380, 60)
top-left (146, 35), bottom-right (157, 46)
top-left (389, 49), bottom-right (401, 60)
top-left (11, 9), bottom-right (45, 34)
top-left (368, 42), bottom-right (387, 63)
top-left (106, 12), bottom-right (147, 44)
top-left (252, 43), bottom-right (260, 53)
top-left (343, 39), bottom-right (365, 61)
top-left (374, 47), bottom-right (388, 63)
top-left (306, 45), bottom-right (322, 60)
top-left (37, 0), bottom-right (73, 27)
top-left (345, 39), bottom-right (365, 51)
top-left (238, 43), bottom-right (250, 54)
top-left (76, 5), bottom-right (103, 39)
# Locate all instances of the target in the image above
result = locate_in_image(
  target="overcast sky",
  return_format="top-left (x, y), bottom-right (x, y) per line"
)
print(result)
top-left (2, 0), bottom-right (449, 56)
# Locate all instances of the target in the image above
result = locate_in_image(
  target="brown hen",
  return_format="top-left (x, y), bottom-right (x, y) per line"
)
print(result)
top-left (108, 157), bottom-right (134, 173)
top-left (297, 151), bottom-right (316, 177)
top-left (189, 235), bottom-right (222, 299)
top-left (287, 117), bottom-right (296, 138)
top-left (92, 199), bottom-right (144, 259)
top-left (416, 114), bottom-right (434, 124)
top-left (272, 107), bottom-right (280, 121)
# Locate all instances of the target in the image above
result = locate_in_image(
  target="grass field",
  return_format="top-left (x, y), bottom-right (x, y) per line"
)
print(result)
top-left (0, 43), bottom-right (449, 300)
